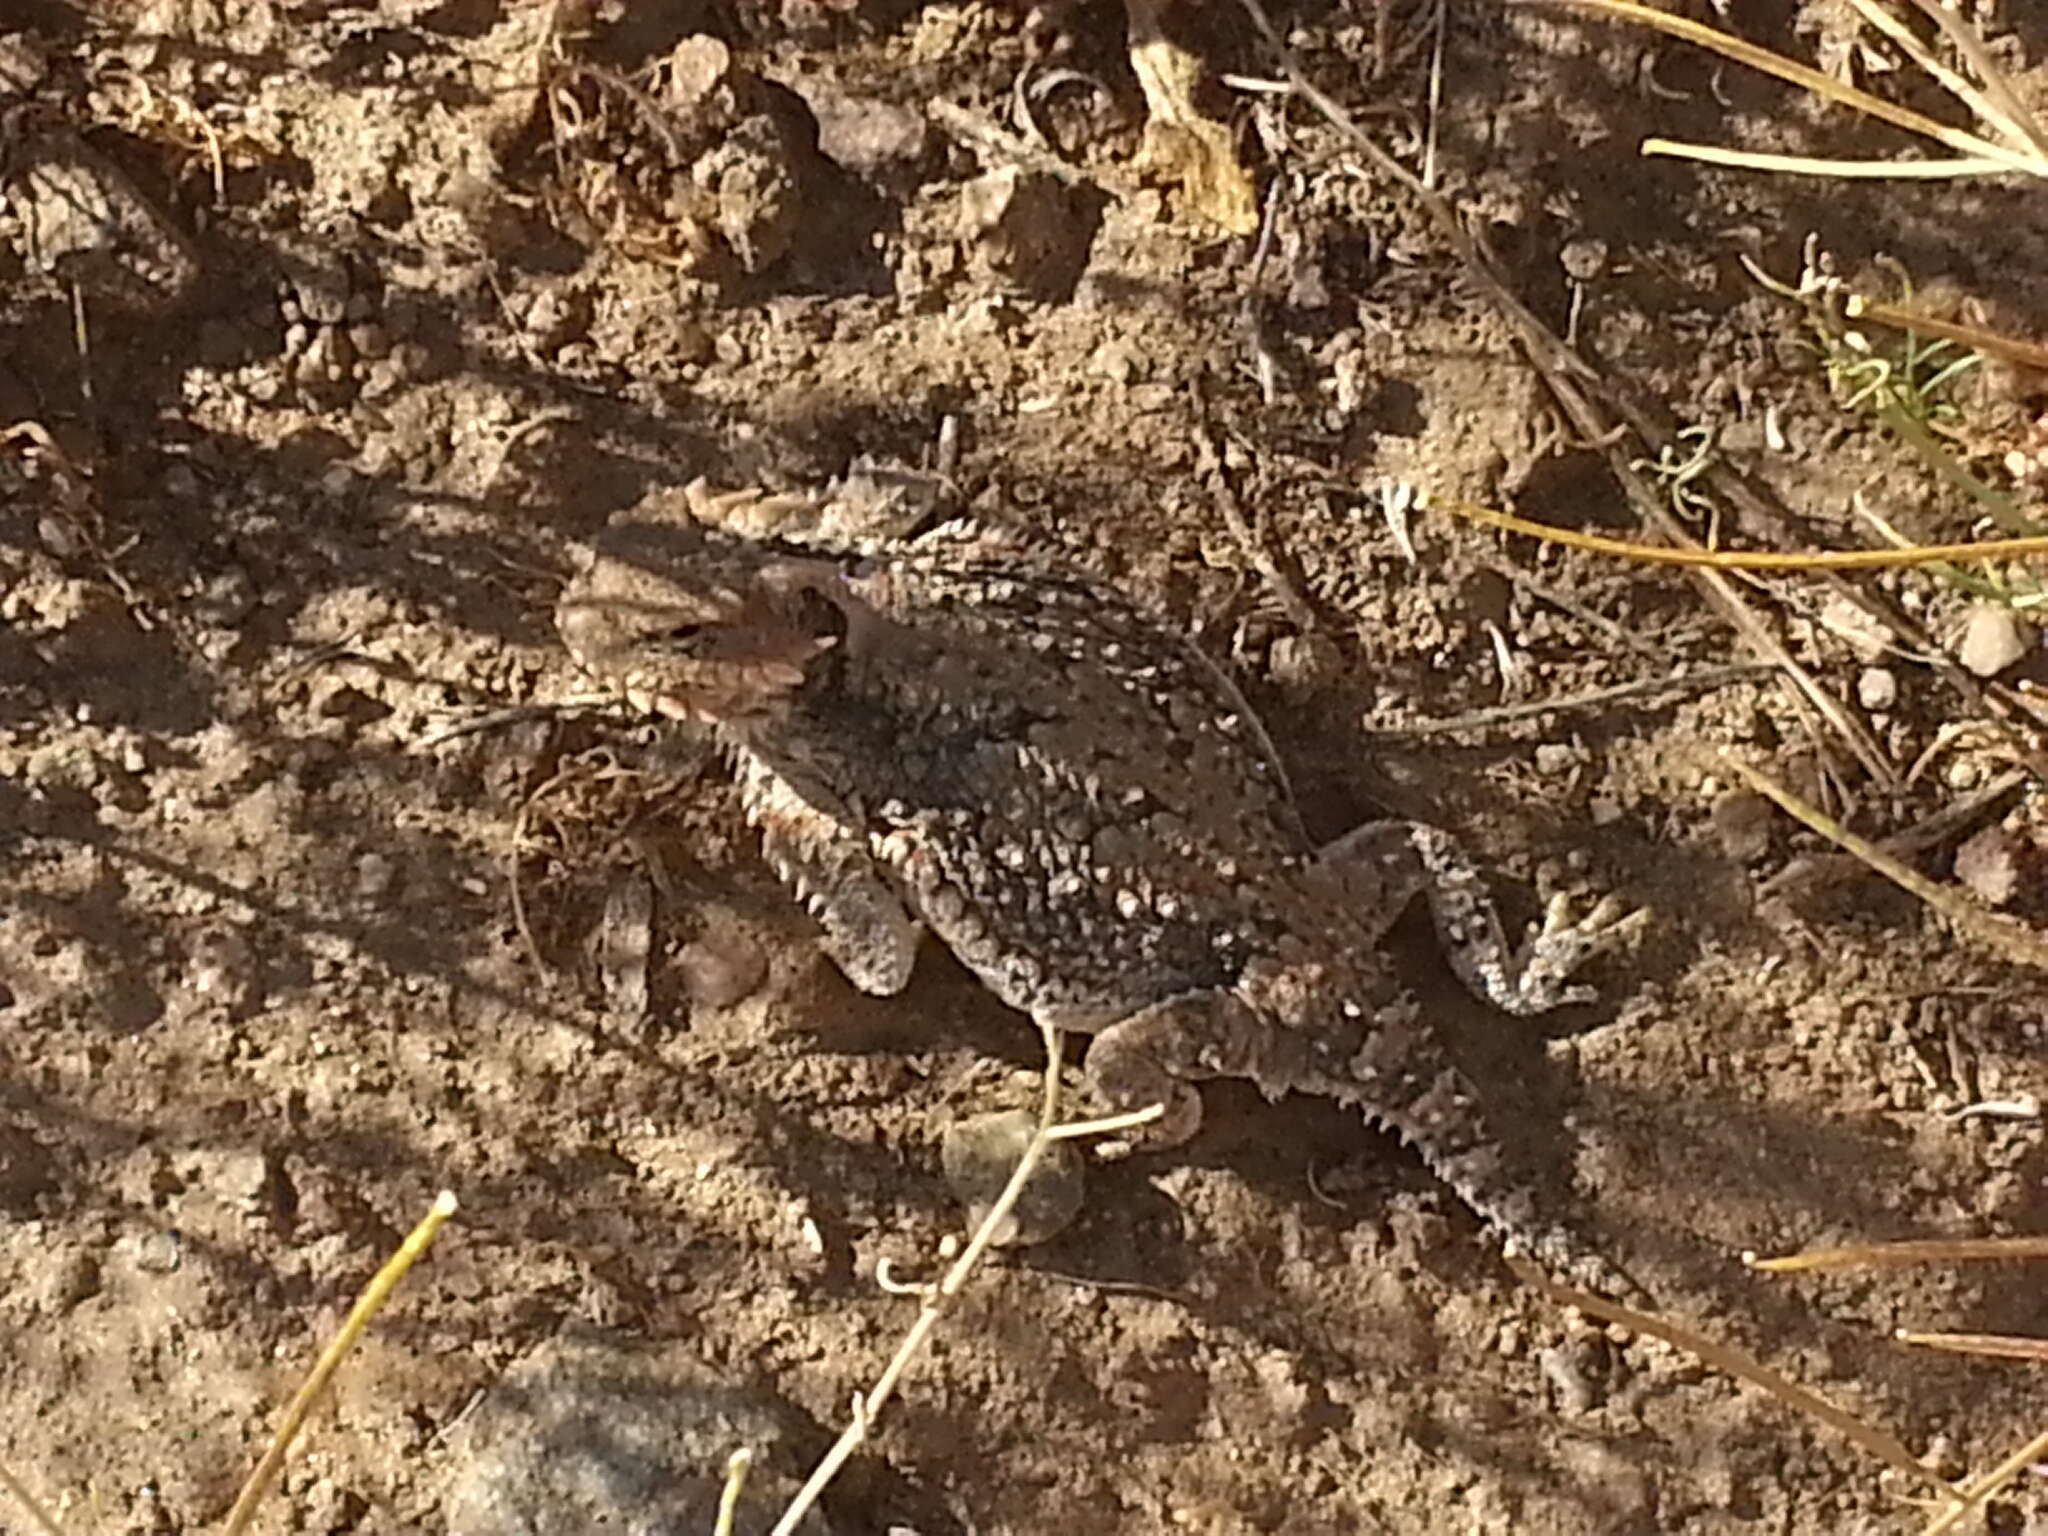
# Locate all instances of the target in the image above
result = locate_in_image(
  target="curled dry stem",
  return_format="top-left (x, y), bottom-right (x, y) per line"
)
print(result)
top-left (767, 1032), bottom-right (1162, 1536)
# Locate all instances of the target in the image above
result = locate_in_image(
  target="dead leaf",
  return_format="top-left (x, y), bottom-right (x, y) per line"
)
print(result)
top-left (1126, 0), bottom-right (1258, 235)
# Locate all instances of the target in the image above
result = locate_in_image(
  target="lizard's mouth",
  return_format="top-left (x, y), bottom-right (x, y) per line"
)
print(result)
top-left (557, 557), bottom-right (851, 724)
top-left (606, 617), bottom-right (841, 724)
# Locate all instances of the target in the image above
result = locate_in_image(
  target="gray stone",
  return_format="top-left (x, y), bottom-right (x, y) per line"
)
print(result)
top-left (441, 1329), bottom-right (834, 1535)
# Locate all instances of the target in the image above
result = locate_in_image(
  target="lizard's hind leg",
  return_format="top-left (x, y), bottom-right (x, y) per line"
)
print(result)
top-left (1076, 990), bottom-right (1270, 1149)
top-left (1319, 822), bottom-right (1645, 1016)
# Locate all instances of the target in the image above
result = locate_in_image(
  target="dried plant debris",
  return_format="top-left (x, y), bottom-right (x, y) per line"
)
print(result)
top-left (1125, 0), bottom-right (1257, 234)
top-left (540, 30), bottom-right (809, 278)
top-left (7, 136), bottom-right (201, 310)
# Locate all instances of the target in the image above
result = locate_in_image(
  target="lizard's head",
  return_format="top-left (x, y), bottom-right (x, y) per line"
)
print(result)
top-left (557, 497), bottom-right (843, 724)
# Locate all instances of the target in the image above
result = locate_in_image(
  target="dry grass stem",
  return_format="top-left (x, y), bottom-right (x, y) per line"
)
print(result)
top-left (1750, 1235), bottom-right (2048, 1272)
top-left (1846, 295), bottom-right (2048, 373)
top-left (768, 1032), bottom-right (1161, 1536)
top-left (1635, 144), bottom-right (2013, 178)
top-left (1717, 753), bottom-right (2048, 970)
top-left (1895, 0), bottom-right (2048, 162)
top-left (1845, 0), bottom-right (2033, 149)
top-left (1426, 491), bottom-right (2048, 569)
top-left (1546, 0), bottom-right (2048, 179)
top-left (1919, 1426), bottom-right (2048, 1535)
top-left (221, 1191), bottom-right (459, 1536)
top-left (0, 1462), bottom-right (64, 1536)
top-left (508, 764), bottom-right (581, 986)
top-left (1896, 1331), bottom-right (2048, 1363)
top-left (715, 1448), bottom-right (753, 1536)
top-left (1364, 662), bottom-right (1775, 736)
top-left (1523, 1266), bottom-right (1964, 1505)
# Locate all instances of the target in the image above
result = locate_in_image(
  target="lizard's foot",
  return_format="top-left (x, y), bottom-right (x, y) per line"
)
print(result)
top-left (1074, 994), bottom-right (1230, 1152)
top-left (1083, 1054), bottom-right (1204, 1152)
top-left (1502, 893), bottom-right (1649, 1013)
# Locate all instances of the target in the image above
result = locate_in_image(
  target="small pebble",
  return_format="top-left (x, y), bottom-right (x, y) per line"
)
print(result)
top-left (678, 932), bottom-right (767, 1008)
top-left (804, 88), bottom-right (929, 178)
top-left (1953, 824), bottom-right (2023, 908)
top-left (666, 33), bottom-right (732, 116)
top-left (1089, 339), bottom-right (1138, 384)
top-left (1958, 603), bottom-right (2030, 678)
top-left (442, 1329), bottom-right (832, 1535)
top-left (127, 1228), bottom-right (183, 1274)
top-left (37, 514), bottom-right (83, 559)
top-left (1537, 1342), bottom-right (1603, 1414)
top-left (1559, 237), bottom-right (1609, 282)
top-left (1533, 742), bottom-right (1577, 777)
top-left (940, 1108), bottom-right (1085, 1246)
top-left (186, 927), bottom-right (256, 1008)
top-left (0, 33), bottom-right (49, 97)
top-left (1855, 666), bottom-right (1897, 711)
top-left (1710, 790), bottom-right (1774, 863)
top-left (355, 851), bottom-right (395, 898)
top-left (672, 320), bottom-right (715, 367)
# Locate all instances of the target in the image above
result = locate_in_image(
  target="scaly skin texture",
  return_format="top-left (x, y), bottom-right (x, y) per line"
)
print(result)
top-left (557, 481), bottom-right (1645, 1295)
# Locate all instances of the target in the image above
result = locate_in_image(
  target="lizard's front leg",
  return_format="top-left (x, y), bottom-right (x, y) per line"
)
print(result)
top-left (731, 750), bottom-right (922, 996)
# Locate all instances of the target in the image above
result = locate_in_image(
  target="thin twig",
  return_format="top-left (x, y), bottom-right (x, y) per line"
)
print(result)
top-left (1756, 766), bottom-right (2027, 903)
top-left (222, 1192), bottom-right (459, 1536)
top-left (418, 702), bottom-right (590, 750)
top-left (1520, 1260), bottom-right (1965, 1507)
top-left (1483, 561), bottom-right (1672, 656)
top-left (510, 764), bottom-right (583, 987)
top-left (1430, 492), bottom-right (2048, 569)
top-left (1193, 380), bottom-right (1318, 629)
top-left (1365, 662), bottom-right (1775, 737)
top-left (549, 58), bottom-right (685, 164)
top-left (1718, 751), bottom-right (2048, 970)
top-left (767, 1031), bottom-right (1161, 1536)
top-left (1242, 176), bottom-right (1287, 406)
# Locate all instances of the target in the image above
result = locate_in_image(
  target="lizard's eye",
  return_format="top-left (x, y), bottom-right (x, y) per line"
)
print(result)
top-left (659, 622), bottom-right (709, 647)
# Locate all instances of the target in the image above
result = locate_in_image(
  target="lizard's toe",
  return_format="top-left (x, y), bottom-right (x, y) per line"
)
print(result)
top-left (1508, 894), bottom-right (1649, 1011)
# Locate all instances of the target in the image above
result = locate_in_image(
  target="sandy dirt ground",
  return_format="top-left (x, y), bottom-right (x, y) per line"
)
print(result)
top-left (7, 0), bottom-right (2048, 1531)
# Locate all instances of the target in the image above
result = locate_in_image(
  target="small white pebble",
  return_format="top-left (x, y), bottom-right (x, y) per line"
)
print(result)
top-left (1856, 666), bottom-right (1898, 711)
top-left (1958, 603), bottom-right (2030, 678)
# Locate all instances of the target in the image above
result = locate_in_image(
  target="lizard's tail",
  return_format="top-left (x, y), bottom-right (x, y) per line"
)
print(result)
top-left (1333, 1013), bottom-right (1645, 1302)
